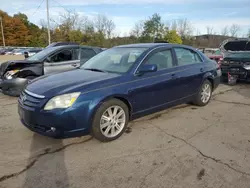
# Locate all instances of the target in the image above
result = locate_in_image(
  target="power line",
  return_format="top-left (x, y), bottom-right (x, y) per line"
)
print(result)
top-left (51, 0), bottom-right (73, 13)
top-left (32, 0), bottom-right (45, 16)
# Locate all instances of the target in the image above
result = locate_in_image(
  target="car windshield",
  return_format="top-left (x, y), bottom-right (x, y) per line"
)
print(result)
top-left (81, 47), bottom-right (148, 74)
top-left (226, 53), bottom-right (250, 58)
top-left (27, 47), bottom-right (56, 61)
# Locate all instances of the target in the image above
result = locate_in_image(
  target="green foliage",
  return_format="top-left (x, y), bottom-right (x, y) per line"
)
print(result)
top-left (141, 13), bottom-right (165, 42)
top-left (163, 30), bottom-right (182, 44)
top-left (1, 10), bottom-right (229, 48)
top-left (69, 30), bottom-right (83, 43)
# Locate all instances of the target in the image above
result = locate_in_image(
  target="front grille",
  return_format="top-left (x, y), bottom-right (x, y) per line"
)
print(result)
top-left (19, 91), bottom-right (44, 108)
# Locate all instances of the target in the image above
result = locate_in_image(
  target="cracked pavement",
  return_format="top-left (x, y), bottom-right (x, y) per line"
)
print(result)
top-left (0, 84), bottom-right (250, 188)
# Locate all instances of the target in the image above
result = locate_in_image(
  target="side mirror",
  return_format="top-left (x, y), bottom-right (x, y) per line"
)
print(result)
top-left (24, 52), bottom-right (29, 58)
top-left (136, 64), bottom-right (157, 75)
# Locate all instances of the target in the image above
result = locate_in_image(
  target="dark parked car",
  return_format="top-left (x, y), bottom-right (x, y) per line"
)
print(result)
top-left (220, 38), bottom-right (250, 81)
top-left (23, 48), bottom-right (43, 58)
top-left (0, 45), bottom-right (103, 96)
top-left (18, 43), bottom-right (221, 142)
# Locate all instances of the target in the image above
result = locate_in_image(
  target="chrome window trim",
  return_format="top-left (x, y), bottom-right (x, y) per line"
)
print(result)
top-left (24, 89), bottom-right (45, 99)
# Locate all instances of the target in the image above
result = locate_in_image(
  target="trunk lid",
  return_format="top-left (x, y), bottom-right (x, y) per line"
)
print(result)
top-left (220, 38), bottom-right (250, 57)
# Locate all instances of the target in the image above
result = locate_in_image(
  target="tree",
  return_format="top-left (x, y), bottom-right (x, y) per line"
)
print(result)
top-left (163, 30), bottom-right (182, 44)
top-left (93, 14), bottom-right (115, 38)
top-left (221, 26), bottom-right (229, 36)
top-left (248, 29), bottom-right (250, 38)
top-left (175, 18), bottom-right (193, 38)
top-left (229, 24), bottom-right (240, 37)
top-left (0, 10), bottom-right (30, 46)
top-left (206, 26), bottom-right (214, 35)
top-left (68, 30), bottom-right (83, 43)
top-left (105, 19), bottom-right (115, 39)
top-left (130, 21), bottom-right (144, 38)
top-left (141, 13), bottom-right (165, 42)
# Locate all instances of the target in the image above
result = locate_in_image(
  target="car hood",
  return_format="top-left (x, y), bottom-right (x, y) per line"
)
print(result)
top-left (26, 69), bottom-right (121, 97)
top-left (220, 38), bottom-right (250, 56)
top-left (0, 60), bottom-right (41, 77)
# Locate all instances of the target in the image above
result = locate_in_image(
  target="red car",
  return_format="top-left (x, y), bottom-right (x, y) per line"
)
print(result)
top-left (200, 48), bottom-right (223, 63)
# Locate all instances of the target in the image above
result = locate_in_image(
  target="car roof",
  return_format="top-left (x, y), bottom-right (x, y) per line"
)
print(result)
top-left (116, 43), bottom-right (197, 50)
top-left (50, 45), bottom-right (102, 50)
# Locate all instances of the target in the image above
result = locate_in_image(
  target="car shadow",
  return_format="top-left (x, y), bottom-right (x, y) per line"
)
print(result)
top-left (22, 134), bottom-right (69, 188)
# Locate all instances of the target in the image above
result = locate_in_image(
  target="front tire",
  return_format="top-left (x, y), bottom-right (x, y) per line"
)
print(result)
top-left (91, 99), bottom-right (129, 142)
top-left (193, 80), bottom-right (212, 106)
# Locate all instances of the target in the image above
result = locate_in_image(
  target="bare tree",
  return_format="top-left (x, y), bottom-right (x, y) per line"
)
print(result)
top-left (221, 26), bottom-right (229, 36)
top-left (170, 20), bottom-right (178, 31)
top-left (206, 26), bottom-right (214, 35)
top-left (106, 19), bottom-right (115, 39)
top-left (175, 18), bottom-right (193, 38)
top-left (196, 29), bottom-right (201, 36)
top-left (229, 24), bottom-right (241, 37)
top-left (94, 14), bottom-right (108, 34)
top-left (130, 21), bottom-right (144, 38)
top-left (59, 11), bottom-right (80, 30)
top-left (93, 14), bottom-right (115, 38)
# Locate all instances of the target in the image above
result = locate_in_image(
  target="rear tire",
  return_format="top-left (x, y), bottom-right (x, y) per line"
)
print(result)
top-left (91, 99), bottom-right (129, 142)
top-left (193, 80), bottom-right (212, 106)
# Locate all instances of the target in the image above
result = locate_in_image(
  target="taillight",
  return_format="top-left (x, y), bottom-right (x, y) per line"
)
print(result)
top-left (217, 58), bottom-right (223, 69)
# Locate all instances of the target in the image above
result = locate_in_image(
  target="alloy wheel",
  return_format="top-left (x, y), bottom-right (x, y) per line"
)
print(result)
top-left (201, 83), bottom-right (211, 103)
top-left (100, 105), bottom-right (126, 138)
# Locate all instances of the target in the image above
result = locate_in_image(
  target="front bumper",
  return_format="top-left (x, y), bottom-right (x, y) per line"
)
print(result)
top-left (18, 102), bottom-right (90, 138)
top-left (0, 77), bottom-right (29, 96)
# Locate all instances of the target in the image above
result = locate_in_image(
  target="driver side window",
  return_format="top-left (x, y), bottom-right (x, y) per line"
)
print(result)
top-left (50, 50), bottom-right (73, 62)
top-left (144, 50), bottom-right (173, 71)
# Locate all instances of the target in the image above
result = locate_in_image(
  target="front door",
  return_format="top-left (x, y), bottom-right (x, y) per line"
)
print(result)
top-left (44, 48), bottom-right (80, 75)
top-left (129, 48), bottom-right (181, 114)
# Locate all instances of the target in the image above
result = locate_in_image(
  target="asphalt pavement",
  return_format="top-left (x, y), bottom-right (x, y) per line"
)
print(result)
top-left (0, 84), bottom-right (250, 188)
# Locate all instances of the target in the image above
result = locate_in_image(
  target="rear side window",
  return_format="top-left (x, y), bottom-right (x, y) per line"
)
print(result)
top-left (72, 48), bottom-right (80, 60)
top-left (80, 48), bottom-right (97, 63)
top-left (80, 48), bottom-right (96, 60)
top-left (174, 48), bottom-right (202, 66)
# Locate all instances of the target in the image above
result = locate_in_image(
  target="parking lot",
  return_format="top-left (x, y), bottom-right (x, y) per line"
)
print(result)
top-left (0, 83), bottom-right (249, 188)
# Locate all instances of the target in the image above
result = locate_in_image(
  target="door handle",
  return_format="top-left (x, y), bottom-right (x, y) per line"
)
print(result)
top-left (171, 73), bottom-right (179, 79)
top-left (71, 63), bottom-right (78, 67)
top-left (200, 68), bottom-right (204, 72)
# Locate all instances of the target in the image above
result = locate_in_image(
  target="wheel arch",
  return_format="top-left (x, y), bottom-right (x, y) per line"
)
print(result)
top-left (202, 72), bottom-right (215, 91)
top-left (90, 94), bottom-right (133, 122)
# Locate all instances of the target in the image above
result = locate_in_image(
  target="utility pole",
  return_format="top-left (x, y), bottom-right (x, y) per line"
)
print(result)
top-left (0, 17), bottom-right (6, 47)
top-left (46, 0), bottom-right (51, 45)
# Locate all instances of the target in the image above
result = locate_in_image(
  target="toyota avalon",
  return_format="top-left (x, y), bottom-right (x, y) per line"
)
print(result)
top-left (18, 43), bottom-right (221, 142)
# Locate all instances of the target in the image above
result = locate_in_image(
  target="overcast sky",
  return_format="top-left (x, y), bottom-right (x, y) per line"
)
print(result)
top-left (1, 0), bottom-right (250, 36)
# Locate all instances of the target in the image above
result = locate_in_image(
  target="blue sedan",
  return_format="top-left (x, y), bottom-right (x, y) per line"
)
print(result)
top-left (18, 43), bottom-right (221, 142)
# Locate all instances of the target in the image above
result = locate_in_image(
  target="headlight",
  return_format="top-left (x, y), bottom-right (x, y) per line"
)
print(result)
top-left (44, 92), bottom-right (81, 110)
top-left (5, 70), bottom-right (19, 79)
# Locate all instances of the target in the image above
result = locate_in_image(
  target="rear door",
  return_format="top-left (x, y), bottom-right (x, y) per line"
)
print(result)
top-left (172, 47), bottom-right (205, 98)
top-left (44, 47), bottom-right (80, 75)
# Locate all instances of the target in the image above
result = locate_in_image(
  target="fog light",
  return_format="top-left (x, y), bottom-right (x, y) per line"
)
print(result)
top-left (51, 127), bottom-right (56, 132)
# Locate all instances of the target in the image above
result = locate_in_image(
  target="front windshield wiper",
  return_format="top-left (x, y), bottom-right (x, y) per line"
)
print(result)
top-left (83, 68), bottom-right (106, 73)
